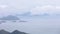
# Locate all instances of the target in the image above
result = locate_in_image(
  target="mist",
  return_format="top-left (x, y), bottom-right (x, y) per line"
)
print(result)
top-left (0, 16), bottom-right (60, 34)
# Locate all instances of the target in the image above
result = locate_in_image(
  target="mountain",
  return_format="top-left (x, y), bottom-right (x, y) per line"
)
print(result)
top-left (0, 30), bottom-right (28, 34)
top-left (32, 13), bottom-right (49, 16)
top-left (0, 15), bottom-right (20, 20)
top-left (11, 30), bottom-right (27, 34)
top-left (16, 12), bottom-right (31, 16)
top-left (0, 30), bottom-right (10, 34)
top-left (16, 12), bottom-right (50, 17)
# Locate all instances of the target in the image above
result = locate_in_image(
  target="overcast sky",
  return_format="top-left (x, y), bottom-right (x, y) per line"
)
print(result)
top-left (0, 0), bottom-right (59, 16)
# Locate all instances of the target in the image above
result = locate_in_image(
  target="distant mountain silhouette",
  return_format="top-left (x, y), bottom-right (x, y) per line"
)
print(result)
top-left (16, 12), bottom-right (31, 16)
top-left (0, 15), bottom-right (27, 24)
top-left (16, 12), bottom-right (50, 17)
top-left (11, 30), bottom-right (28, 34)
top-left (0, 15), bottom-right (20, 20)
top-left (0, 30), bottom-right (28, 34)
top-left (33, 13), bottom-right (49, 16)
top-left (0, 30), bottom-right (10, 34)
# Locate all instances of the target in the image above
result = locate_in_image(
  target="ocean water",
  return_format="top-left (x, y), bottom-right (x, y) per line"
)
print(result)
top-left (0, 16), bottom-right (60, 34)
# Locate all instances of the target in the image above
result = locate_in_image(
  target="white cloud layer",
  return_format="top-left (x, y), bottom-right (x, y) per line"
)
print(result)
top-left (0, 0), bottom-right (59, 16)
top-left (31, 5), bottom-right (60, 15)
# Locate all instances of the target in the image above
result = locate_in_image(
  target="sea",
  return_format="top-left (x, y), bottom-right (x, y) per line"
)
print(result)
top-left (0, 16), bottom-right (60, 34)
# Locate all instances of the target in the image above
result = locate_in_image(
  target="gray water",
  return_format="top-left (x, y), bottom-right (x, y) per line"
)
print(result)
top-left (0, 16), bottom-right (60, 34)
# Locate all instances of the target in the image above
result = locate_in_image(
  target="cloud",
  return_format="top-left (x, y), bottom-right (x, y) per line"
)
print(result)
top-left (0, 0), bottom-right (59, 16)
top-left (0, 5), bottom-right (8, 9)
top-left (30, 5), bottom-right (60, 15)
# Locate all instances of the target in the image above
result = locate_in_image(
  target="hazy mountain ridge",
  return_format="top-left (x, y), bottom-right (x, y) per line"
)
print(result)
top-left (16, 12), bottom-right (60, 17)
top-left (0, 15), bottom-right (20, 20)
